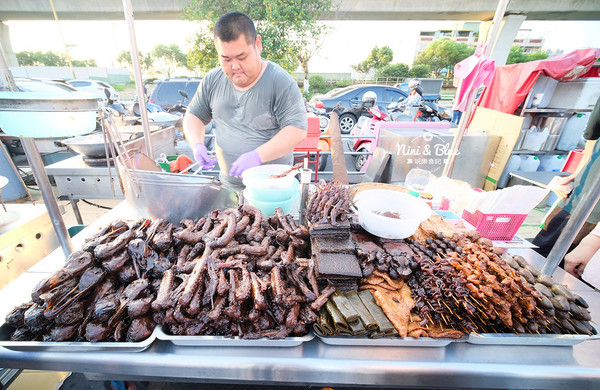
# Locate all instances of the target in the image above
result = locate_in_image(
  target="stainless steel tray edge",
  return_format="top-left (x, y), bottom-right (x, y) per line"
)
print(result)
top-left (0, 324), bottom-right (158, 353)
top-left (315, 333), bottom-right (461, 347)
top-left (154, 325), bottom-right (314, 347)
top-left (466, 324), bottom-right (600, 346)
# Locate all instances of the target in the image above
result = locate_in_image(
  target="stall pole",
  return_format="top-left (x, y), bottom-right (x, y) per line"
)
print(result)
top-left (122, 0), bottom-right (153, 159)
top-left (541, 173), bottom-right (600, 275)
top-left (21, 138), bottom-right (74, 258)
top-left (442, 0), bottom-right (509, 177)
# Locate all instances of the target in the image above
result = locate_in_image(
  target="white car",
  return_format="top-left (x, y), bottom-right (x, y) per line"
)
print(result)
top-left (67, 79), bottom-right (119, 101)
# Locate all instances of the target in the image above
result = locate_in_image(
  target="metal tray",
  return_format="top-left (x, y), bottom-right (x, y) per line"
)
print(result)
top-left (466, 325), bottom-right (600, 346)
top-left (315, 334), bottom-right (460, 347)
top-left (0, 324), bottom-right (157, 353)
top-left (154, 326), bottom-right (313, 347)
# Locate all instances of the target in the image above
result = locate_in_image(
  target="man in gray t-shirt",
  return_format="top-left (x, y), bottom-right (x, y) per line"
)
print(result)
top-left (183, 12), bottom-right (307, 190)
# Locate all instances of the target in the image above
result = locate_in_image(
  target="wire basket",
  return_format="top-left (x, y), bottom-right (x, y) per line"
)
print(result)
top-left (461, 209), bottom-right (527, 241)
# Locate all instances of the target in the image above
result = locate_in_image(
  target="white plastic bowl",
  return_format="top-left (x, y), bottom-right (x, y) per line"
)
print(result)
top-left (353, 189), bottom-right (432, 239)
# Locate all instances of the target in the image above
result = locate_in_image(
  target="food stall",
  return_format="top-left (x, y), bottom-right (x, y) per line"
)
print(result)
top-left (0, 195), bottom-right (599, 389)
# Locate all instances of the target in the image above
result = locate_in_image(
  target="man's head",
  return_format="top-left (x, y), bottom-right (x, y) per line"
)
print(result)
top-left (214, 12), bottom-right (263, 89)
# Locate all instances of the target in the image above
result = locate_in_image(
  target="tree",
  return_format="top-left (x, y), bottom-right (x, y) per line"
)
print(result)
top-left (116, 50), bottom-right (153, 75)
top-left (353, 46), bottom-right (394, 75)
top-left (374, 63), bottom-right (410, 81)
top-left (16, 50), bottom-right (97, 67)
top-left (506, 45), bottom-right (549, 64)
top-left (413, 39), bottom-right (474, 77)
top-left (183, 0), bottom-right (335, 75)
top-left (409, 64), bottom-right (432, 78)
top-left (152, 44), bottom-right (188, 77)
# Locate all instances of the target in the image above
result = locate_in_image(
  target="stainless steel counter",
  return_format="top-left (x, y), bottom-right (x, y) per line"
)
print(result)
top-left (0, 203), bottom-right (599, 389)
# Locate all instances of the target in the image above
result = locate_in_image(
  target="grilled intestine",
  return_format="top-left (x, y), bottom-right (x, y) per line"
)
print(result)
top-left (5, 206), bottom-right (334, 341)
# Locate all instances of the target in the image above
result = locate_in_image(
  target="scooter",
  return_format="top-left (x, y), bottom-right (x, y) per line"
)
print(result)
top-left (167, 90), bottom-right (191, 116)
top-left (349, 106), bottom-right (389, 171)
top-left (387, 98), bottom-right (450, 122)
top-left (305, 100), bottom-right (330, 132)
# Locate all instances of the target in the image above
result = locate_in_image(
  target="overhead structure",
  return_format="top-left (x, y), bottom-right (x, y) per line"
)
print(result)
top-left (1, 0), bottom-right (599, 21)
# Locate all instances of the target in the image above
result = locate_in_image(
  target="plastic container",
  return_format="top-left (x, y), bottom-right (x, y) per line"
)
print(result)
top-left (520, 155), bottom-right (540, 172)
top-left (244, 190), bottom-right (299, 216)
top-left (521, 126), bottom-right (549, 151)
top-left (548, 78), bottom-right (600, 110)
top-left (241, 164), bottom-right (301, 202)
top-left (497, 155), bottom-right (522, 188)
top-left (538, 154), bottom-right (565, 172)
top-left (557, 113), bottom-right (590, 151)
top-left (527, 75), bottom-right (559, 108)
top-left (353, 189), bottom-right (432, 239)
top-left (462, 209), bottom-right (527, 241)
top-left (0, 148), bottom-right (26, 201)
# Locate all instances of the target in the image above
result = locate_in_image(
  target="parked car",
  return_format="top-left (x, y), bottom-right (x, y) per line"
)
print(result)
top-left (149, 77), bottom-right (202, 110)
top-left (15, 77), bottom-right (80, 94)
top-left (67, 79), bottom-right (119, 101)
top-left (312, 84), bottom-right (408, 133)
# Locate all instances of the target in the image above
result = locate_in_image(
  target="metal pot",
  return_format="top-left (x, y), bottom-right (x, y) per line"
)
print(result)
top-left (120, 168), bottom-right (239, 223)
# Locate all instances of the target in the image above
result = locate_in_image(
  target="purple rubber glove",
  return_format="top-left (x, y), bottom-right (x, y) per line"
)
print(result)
top-left (192, 142), bottom-right (217, 170)
top-left (230, 150), bottom-right (262, 177)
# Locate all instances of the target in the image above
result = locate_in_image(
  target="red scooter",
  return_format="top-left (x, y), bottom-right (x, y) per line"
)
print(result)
top-left (349, 106), bottom-right (389, 171)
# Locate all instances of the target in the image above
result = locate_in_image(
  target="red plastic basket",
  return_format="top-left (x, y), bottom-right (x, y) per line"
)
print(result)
top-left (461, 209), bottom-right (527, 241)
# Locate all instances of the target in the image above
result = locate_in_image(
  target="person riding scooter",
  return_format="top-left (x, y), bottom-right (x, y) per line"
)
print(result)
top-left (404, 79), bottom-right (423, 120)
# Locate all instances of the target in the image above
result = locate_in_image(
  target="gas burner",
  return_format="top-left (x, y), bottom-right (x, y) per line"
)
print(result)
top-left (82, 156), bottom-right (114, 167)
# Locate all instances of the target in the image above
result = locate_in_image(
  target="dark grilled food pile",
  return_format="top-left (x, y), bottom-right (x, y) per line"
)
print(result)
top-left (5, 205), bottom-right (336, 342)
top-left (405, 223), bottom-right (595, 336)
top-left (305, 181), bottom-right (351, 228)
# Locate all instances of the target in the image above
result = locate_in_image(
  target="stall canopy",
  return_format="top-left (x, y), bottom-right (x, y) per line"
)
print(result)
top-left (477, 48), bottom-right (600, 114)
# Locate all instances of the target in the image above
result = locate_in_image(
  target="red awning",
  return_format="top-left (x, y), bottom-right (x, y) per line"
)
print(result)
top-left (477, 48), bottom-right (600, 114)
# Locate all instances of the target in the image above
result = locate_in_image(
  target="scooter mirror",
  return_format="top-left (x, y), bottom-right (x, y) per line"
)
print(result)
top-left (104, 88), bottom-right (111, 100)
top-left (178, 90), bottom-right (189, 99)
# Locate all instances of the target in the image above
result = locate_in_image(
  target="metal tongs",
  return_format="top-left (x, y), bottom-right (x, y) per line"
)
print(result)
top-left (100, 107), bottom-right (143, 198)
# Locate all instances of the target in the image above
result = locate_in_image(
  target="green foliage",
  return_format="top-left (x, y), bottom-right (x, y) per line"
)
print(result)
top-left (16, 51), bottom-right (95, 67)
top-left (353, 46), bottom-right (394, 74)
top-left (152, 44), bottom-right (188, 77)
top-left (335, 79), bottom-right (352, 88)
top-left (409, 64), bottom-right (432, 78)
top-left (413, 39), bottom-right (474, 76)
top-left (183, 0), bottom-right (335, 74)
top-left (506, 45), bottom-right (549, 64)
top-left (308, 74), bottom-right (327, 94)
top-left (374, 63), bottom-right (410, 80)
top-left (116, 50), bottom-right (153, 75)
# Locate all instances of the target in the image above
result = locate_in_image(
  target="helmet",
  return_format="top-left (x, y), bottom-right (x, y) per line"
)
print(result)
top-left (408, 78), bottom-right (421, 88)
top-left (361, 91), bottom-right (377, 108)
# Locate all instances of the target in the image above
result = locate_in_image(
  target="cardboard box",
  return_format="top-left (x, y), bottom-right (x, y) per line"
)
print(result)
top-left (468, 107), bottom-right (524, 191)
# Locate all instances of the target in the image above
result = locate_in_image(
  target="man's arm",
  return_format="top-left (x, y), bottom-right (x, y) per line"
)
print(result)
top-left (255, 125), bottom-right (306, 163)
top-left (183, 111), bottom-right (207, 146)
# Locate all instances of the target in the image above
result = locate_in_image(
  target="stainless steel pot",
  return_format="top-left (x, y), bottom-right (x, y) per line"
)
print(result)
top-left (120, 169), bottom-right (239, 223)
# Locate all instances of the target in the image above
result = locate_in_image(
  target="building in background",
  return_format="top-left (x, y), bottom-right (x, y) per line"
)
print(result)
top-left (414, 22), bottom-right (545, 61)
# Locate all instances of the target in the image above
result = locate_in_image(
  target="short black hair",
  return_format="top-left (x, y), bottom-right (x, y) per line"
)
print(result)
top-left (214, 12), bottom-right (257, 45)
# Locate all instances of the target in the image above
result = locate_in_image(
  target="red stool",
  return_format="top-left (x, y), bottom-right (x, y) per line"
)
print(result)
top-left (293, 115), bottom-right (321, 182)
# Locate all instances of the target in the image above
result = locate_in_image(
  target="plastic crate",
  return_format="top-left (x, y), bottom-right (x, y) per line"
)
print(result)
top-left (461, 209), bottom-right (527, 241)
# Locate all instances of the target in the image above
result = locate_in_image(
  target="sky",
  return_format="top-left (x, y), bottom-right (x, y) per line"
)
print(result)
top-left (5, 19), bottom-right (600, 75)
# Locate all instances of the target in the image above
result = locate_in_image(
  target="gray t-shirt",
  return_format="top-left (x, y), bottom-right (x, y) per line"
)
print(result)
top-left (187, 61), bottom-right (307, 188)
